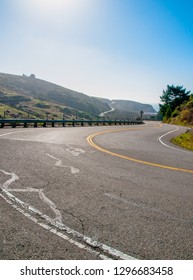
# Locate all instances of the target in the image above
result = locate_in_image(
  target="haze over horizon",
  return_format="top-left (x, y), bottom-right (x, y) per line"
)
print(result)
top-left (1, 0), bottom-right (193, 111)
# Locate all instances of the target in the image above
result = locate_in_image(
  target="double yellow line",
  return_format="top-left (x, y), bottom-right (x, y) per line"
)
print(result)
top-left (87, 125), bottom-right (193, 174)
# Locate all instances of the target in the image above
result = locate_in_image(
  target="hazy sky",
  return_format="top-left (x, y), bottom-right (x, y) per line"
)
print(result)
top-left (1, 0), bottom-right (193, 109)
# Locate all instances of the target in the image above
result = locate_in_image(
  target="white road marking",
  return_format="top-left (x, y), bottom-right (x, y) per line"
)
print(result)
top-left (0, 170), bottom-right (62, 223)
top-left (0, 170), bottom-right (19, 189)
top-left (46, 153), bottom-right (79, 174)
top-left (0, 191), bottom-right (110, 260)
top-left (0, 169), bottom-right (137, 260)
top-left (39, 189), bottom-right (63, 223)
top-left (66, 144), bottom-right (85, 157)
top-left (0, 131), bottom-right (23, 137)
top-left (0, 129), bottom-right (31, 137)
top-left (158, 126), bottom-right (193, 154)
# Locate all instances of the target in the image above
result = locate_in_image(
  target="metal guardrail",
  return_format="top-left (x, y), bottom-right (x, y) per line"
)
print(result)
top-left (0, 119), bottom-right (143, 128)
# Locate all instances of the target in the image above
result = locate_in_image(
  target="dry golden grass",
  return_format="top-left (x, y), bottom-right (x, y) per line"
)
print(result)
top-left (171, 130), bottom-right (193, 151)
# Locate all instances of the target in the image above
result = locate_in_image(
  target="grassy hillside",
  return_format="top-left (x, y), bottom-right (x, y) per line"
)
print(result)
top-left (0, 73), bottom-right (110, 119)
top-left (167, 96), bottom-right (193, 151)
top-left (0, 88), bottom-right (95, 119)
top-left (169, 95), bottom-right (193, 127)
top-left (171, 129), bottom-right (193, 151)
top-left (0, 72), bottom-right (156, 119)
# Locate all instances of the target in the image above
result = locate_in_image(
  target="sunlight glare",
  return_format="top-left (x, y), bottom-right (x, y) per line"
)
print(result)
top-left (17, 0), bottom-right (91, 22)
top-left (32, 0), bottom-right (75, 13)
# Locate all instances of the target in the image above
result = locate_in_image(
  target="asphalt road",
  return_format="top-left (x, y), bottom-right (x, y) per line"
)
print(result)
top-left (0, 121), bottom-right (193, 260)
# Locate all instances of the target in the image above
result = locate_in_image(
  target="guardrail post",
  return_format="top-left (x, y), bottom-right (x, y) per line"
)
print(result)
top-left (0, 118), bottom-right (143, 129)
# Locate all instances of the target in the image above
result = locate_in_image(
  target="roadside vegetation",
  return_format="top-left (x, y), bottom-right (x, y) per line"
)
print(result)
top-left (171, 129), bottom-right (193, 151)
top-left (159, 85), bottom-right (193, 150)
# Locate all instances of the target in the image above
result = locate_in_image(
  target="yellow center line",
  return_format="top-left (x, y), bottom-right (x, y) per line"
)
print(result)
top-left (87, 124), bottom-right (193, 174)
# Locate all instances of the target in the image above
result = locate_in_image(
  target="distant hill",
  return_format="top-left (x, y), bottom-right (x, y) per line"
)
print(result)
top-left (0, 73), bottom-right (156, 119)
top-left (111, 100), bottom-right (156, 113)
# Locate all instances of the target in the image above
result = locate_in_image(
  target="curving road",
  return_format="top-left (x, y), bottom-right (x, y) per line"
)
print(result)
top-left (0, 121), bottom-right (193, 259)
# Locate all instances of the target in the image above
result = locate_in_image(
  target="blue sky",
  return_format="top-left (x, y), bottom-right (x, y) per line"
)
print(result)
top-left (1, 0), bottom-right (193, 109)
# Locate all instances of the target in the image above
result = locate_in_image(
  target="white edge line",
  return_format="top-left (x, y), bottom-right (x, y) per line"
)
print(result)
top-left (158, 126), bottom-right (193, 154)
top-left (0, 128), bottom-right (137, 259)
top-left (0, 191), bottom-right (110, 260)
top-left (0, 185), bottom-right (136, 260)
top-left (0, 130), bottom-right (30, 137)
